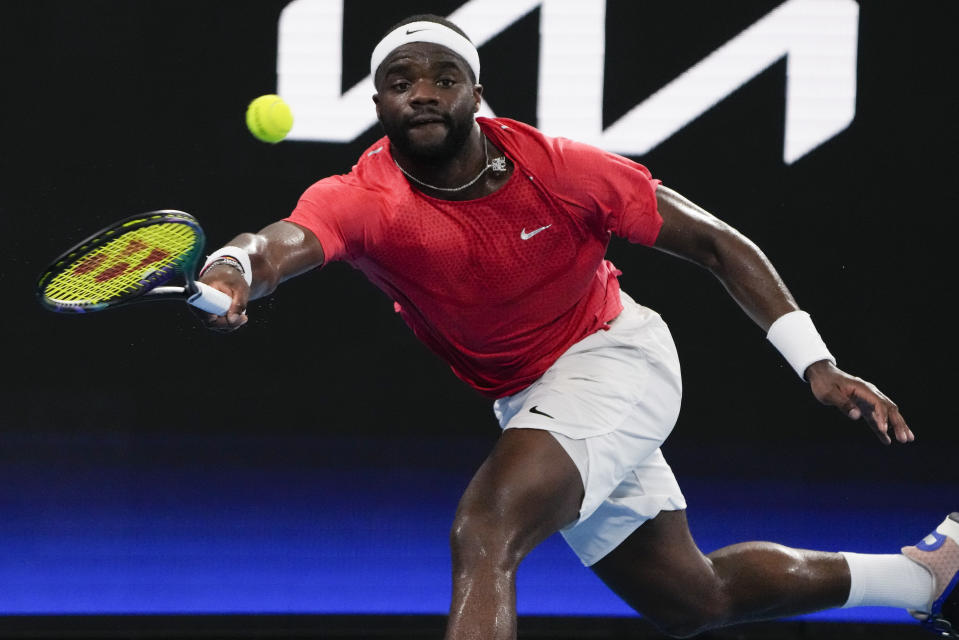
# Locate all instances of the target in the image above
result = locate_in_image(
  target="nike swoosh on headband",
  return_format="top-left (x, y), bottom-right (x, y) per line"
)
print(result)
top-left (370, 21), bottom-right (481, 83)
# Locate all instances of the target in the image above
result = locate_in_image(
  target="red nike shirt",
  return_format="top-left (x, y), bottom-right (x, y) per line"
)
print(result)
top-left (286, 117), bottom-right (662, 398)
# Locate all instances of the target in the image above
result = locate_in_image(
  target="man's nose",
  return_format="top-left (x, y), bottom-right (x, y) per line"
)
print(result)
top-left (409, 79), bottom-right (439, 104)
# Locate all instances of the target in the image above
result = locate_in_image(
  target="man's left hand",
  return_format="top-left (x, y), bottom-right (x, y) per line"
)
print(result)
top-left (805, 360), bottom-right (914, 445)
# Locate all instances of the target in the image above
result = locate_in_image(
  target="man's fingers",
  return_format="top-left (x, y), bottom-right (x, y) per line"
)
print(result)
top-left (226, 295), bottom-right (248, 328)
top-left (229, 312), bottom-right (248, 328)
top-left (196, 281), bottom-right (249, 332)
top-left (203, 310), bottom-right (247, 332)
top-left (195, 272), bottom-right (250, 332)
top-left (889, 410), bottom-right (914, 443)
top-left (849, 391), bottom-right (899, 445)
top-left (858, 405), bottom-right (891, 445)
top-left (837, 393), bottom-right (864, 421)
top-left (204, 313), bottom-right (231, 332)
top-left (814, 369), bottom-right (913, 446)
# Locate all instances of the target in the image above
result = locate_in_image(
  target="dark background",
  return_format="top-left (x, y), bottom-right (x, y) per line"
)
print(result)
top-left (1, 0), bottom-right (957, 636)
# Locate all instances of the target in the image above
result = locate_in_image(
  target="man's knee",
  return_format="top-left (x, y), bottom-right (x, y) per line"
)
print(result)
top-left (598, 570), bottom-right (732, 638)
top-left (590, 510), bottom-right (732, 638)
top-left (449, 494), bottom-right (528, 572)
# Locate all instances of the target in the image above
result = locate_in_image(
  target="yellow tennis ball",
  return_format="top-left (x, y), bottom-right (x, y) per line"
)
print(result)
top-left (245, 94), bottom-right (293, 143)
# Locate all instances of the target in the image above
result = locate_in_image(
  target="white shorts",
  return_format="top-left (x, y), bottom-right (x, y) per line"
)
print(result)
top-left (493, 291), bottom-right (686, 566)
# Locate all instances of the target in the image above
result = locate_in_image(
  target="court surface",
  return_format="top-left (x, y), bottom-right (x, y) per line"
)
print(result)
top-left (0, 431), bottom-right (951, 639)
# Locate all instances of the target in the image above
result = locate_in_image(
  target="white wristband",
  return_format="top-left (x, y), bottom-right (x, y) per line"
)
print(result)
top-left (766, 310), bottom-right (836, 380)
top-left (200, 246), bottom-right (253, 287)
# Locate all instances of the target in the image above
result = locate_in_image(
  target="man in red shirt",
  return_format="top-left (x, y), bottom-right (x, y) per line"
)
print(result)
top-left (198, 14), bottom-right (957, 640)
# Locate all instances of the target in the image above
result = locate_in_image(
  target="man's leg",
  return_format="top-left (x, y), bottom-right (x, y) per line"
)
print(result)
top-left (591, 509), bottom-right (947, 639)
top-left (445, 427), bottom-right (584, 640)
top-left (591, 510), bottom-right (848, 637)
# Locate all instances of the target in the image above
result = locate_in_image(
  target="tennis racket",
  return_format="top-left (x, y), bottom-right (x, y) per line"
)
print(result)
top-left (36, 209), bottom-right (233, 315)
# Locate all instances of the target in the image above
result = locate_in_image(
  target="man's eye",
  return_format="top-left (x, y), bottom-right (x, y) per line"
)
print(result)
top-left (392, 81), bottom-right (410, 91)
top-left (437, 78), bottom-right (455, 88)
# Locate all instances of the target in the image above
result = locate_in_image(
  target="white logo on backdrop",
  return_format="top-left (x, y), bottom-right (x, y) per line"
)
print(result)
top-left (277, 0), bottom-right (858, 164)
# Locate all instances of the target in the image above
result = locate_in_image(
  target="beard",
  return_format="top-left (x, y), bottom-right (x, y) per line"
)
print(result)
top-left (380, 110), bottom-right (475, 163)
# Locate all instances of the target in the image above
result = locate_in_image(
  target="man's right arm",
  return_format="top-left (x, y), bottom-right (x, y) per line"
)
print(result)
top-left (198, 220), bottom-right (325, 331)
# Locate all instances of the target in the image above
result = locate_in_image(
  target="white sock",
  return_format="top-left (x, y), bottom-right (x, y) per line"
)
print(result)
top-left (840, 551), bottom-right (934, 610)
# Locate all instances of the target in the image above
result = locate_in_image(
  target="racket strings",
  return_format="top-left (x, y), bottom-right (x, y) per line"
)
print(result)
top-left (42, 222), bottom-right (199, 306)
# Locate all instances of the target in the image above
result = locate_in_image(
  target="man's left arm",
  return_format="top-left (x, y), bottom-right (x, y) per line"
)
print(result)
top-left (651, 184), bottom-right (913, 445)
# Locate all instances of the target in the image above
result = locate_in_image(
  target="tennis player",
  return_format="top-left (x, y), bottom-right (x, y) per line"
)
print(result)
top-left (198, 15), bottom-right (958, 640)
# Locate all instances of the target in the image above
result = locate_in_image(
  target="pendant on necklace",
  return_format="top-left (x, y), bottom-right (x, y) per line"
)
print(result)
top-left (490, 156), bottom-right (508, 174)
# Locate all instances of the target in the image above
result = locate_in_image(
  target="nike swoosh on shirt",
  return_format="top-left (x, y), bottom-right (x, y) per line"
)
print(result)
top-left (520, 225), bottom-right (551, 240)
top-left (529, 406), bottom-right (555, 419)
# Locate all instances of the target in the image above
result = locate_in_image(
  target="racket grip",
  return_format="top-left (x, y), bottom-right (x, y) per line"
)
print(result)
top-left (188, 281), bottom-right (234, 315)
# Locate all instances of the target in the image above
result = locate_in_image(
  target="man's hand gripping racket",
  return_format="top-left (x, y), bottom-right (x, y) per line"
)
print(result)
top-left (36, 210), bottom-right (236, 317)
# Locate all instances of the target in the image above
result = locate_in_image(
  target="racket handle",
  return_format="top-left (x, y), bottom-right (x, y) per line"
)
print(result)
top-left (188, 281), bottom-right (233, 315)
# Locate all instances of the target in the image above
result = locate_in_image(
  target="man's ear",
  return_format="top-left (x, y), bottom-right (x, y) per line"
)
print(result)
top-left (372, 93), bottom-right (381, 120)
top-left (472, 83), bottom-right (484, 113)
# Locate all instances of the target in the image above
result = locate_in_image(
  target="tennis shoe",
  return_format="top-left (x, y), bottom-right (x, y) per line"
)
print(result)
top-left (902, 512), bottom-right (959, 638)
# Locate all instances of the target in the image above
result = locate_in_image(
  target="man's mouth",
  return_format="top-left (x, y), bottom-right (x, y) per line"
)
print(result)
top-left (408, 114), bottom-right (447, 128)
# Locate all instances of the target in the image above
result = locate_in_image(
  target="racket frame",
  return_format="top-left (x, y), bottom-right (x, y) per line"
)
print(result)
top-left (37, 210), bottom-right (223, 314)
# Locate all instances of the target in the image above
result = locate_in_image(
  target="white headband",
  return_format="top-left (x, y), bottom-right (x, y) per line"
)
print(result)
top-left (370, 21), bottom-right (480, 86)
